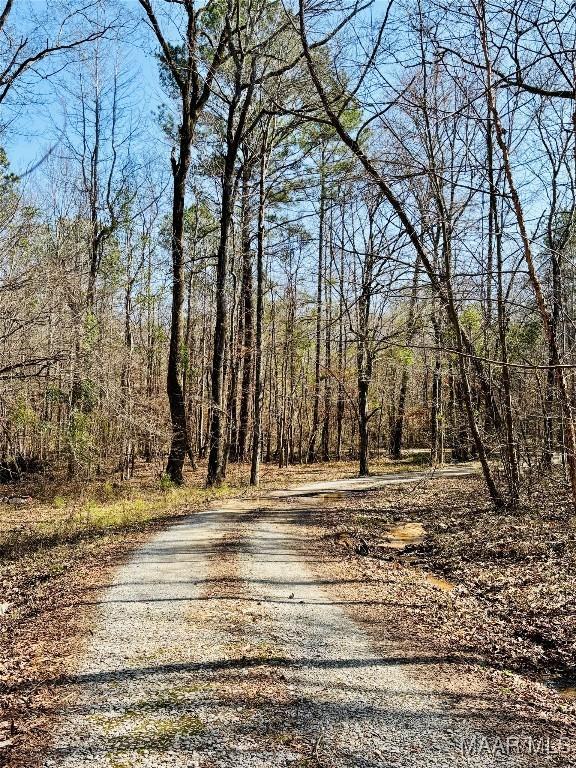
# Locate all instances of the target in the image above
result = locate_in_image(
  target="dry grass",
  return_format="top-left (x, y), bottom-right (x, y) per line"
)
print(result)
top-left (0, 452), bottom-right (434, 558)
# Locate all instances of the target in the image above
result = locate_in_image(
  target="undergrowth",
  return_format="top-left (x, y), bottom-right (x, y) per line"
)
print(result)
top-left (0, 483), bottom-right (235, 559)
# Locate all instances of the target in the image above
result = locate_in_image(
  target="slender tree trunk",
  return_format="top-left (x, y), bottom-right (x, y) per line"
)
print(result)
top-left (321, 225), bottom-right (333, 460)
top-left (487, 115), bottom-right (519, 504)
top-left (336, 214), bottom-right (345, 460)
top-left (238, 161), bottom-right (254, 461)
top-left (543, 222), bottom-right (563, 468)
top-left (166, 119), bottom-right (193, 485)
top-left (356, 230), bottom-right (374, 477)
top-left (250, 133), bottom-right (270, 486)
top-left (430, 316), bottom-right (443, 464)
top-left (207, 158), bottom-right (235, 486)
top-left (358, 376), bottom-right (370, 476)
top-left (120, 244), bottom-right (135, 480)
top-left (308, 151), bottom-right (325, 463)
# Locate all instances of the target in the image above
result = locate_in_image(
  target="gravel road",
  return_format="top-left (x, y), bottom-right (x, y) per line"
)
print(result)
top-left (40, 472), bottom-right (550, 767)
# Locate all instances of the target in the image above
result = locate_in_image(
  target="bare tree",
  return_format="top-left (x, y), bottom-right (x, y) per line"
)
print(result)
top-left (138, 0), bottom-right (230, 484)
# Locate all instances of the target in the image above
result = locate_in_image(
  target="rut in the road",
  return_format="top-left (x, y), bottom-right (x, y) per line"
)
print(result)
top-left (42, 474), bottom-right (533, 768)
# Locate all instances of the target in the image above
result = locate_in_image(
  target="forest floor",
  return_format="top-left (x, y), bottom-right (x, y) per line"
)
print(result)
top-left (1, 458), bottom-right (575, 766)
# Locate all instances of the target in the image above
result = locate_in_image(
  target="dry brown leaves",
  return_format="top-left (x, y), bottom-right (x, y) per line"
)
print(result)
top-left (298, 470), bottom-right (576, 734)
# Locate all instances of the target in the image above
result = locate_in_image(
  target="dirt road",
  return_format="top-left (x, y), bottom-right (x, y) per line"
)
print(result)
top-left (40, 472), bottom-right (568, 767)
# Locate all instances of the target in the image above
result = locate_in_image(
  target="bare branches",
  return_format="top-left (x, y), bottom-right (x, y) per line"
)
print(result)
top-left (0, 2), bottom-right (116, 106)
top-left (0, 356), bottom-right (63, 379)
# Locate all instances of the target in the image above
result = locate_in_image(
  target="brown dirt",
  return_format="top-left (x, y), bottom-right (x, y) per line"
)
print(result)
top-left (287, 471), bottom-right (576, 730)
top-left (0, 528), bottom-right (150, 767)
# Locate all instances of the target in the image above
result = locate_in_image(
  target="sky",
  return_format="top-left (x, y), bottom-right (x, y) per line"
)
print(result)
top-left (3, 0), bottom-right (393, 176)
top-left (4, 0), bottom-right (165, 176)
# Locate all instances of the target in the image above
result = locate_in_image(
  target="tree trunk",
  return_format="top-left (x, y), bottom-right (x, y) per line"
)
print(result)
top-left (321, 227), bottom-right (332, 461)
top-left (336, 215), bottom-right (345, 460)
top-left (390, 261), bottom-right (420, 459)
top-left (250, 133), bottom-right (269, 486)
top-left (166, 122), bottom-right (193, 485)
top-left (307, 151), bottom-right (325, 463)
top-left (207, 160), bottom-right (235, 486)
top-left (430, 321), bottom-right (443, 464)
top-left (238, 161), bottom-right (254, 462)
top-left (358, 376), bottom-right (369, 476)
top-left (487, 114), bottom-right (519, 504)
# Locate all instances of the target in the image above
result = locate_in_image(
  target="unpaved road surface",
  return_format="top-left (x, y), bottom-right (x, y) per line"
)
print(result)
top-left (40, 472), bottom-right (566, 767)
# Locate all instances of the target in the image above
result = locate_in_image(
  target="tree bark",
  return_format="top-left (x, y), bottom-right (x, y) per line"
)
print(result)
top-left (238, 161), bottom-right (254, 462)
top-left (358, 376), bottom-right (370, 476)
top-left (250, 129), bottom-right (270, 486)
top-left (207, 159), bottom-right (235, 486)
top-left (166, 116), bottom-right (193, 485)
top-left (307, 149), bottom-right (325, 463)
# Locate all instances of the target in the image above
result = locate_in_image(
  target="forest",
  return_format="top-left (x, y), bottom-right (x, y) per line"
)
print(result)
top-left (1, 1), bottom-right (576, 765)
top-left (0, 0), bottom-right (574, 509)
